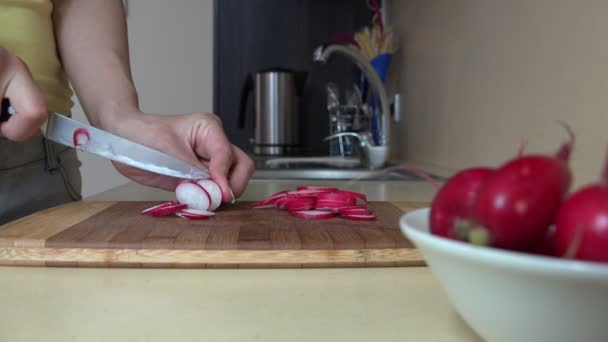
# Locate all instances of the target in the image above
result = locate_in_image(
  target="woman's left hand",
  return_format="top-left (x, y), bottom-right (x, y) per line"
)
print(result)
top-left (107, 111), bottom-right (254, 203)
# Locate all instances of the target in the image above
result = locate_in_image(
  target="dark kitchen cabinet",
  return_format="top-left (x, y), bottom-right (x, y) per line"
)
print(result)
top-left (214, 0), bottom-right (373, 156)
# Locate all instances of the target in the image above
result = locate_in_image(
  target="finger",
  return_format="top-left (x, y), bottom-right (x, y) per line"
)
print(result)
top-left (190, 118), bottom-right (237, 202)
top-left (0, 55), bottom-right (47, 141)
top-left (202, 128), bottom-right (234, 202)
top-left (227, 145), bottom-right (255, 198)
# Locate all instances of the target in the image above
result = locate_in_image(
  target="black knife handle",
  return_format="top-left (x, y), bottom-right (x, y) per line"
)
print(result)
top-left (1, 98), bottom-right (13, 122)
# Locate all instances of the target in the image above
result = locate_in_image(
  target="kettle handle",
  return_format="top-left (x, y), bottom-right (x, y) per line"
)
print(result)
top-left (237, 73), bottom-right (254, 129)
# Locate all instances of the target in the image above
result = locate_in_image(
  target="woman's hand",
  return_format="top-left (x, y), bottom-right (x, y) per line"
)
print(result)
top-left (0, 48), bottom-right (47, 141)
top-left (107, 111), bottom-right (255, 202)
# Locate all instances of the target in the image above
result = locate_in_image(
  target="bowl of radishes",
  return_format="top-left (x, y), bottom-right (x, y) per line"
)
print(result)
top-left (400, 127), bottom-right (608, 342)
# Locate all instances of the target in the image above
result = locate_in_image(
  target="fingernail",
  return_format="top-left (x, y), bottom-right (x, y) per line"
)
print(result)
top-left (229, 188), bottom-right (235, 203)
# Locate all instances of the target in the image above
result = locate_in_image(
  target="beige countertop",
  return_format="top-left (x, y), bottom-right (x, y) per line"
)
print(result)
top-left (0, 179), bottom-right (483, 342)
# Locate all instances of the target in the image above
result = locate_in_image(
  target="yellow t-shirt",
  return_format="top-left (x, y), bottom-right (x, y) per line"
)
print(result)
top-left (0, 0), bottom-right (73, 114)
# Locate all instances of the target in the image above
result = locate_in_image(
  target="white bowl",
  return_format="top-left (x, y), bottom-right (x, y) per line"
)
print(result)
top-left (400, 208), bottom-right (608, 342)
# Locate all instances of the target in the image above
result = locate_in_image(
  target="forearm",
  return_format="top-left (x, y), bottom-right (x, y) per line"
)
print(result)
top-left (52, 0), bottom-right (139, 130)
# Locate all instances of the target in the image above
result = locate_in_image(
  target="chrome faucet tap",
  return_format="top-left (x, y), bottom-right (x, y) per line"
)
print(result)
top-left (322, 131), bottom-right (389, 170)
top-left (313, 44), bottom-right (394, 169)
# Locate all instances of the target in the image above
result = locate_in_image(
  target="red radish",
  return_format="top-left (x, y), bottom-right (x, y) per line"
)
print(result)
top-left (177, 208), bottom-right (216, 220)
top-left (141, 201), bottom-right (175, 215)
top-left (470, 126), bottom-right (574, 250)
top-left (317, 191), bottom-right (354, 201)
top-left (317, 192), bottom-right (356, 206)
top-left (343, 213), bottom-right (376, 221)
top-left (429, 167), bottom-right (494, 240)
top-left (73, 128), bottom-right (90, 147)
top-left (339, 208), bottom-right (373, 216)
top-left (315, 199), bottom-right (352, 205)
top-left (250, 191), bottom-right (289, 208)
top-left (250, 199), bottom-right (277, 208)
top-left (176, 180), bottom-right (211, 211)
top-left (316, 202), bottom-right (353, 211)
top-left (149, 203), bottom-right (187, 217)
top-left (274, 196), bottom-right (290, 209)
top-left (339, 190), bottom-right (367, 205)
top-left (268, 190), bottom-right (289, 200)
top-left (337, 205), bottom-right (368, 213)
top-left (290, 210), bottom-right (335, 219)
top-left (553, 148), bottom-right (608, 262)
top-left (196, 179), bottom-right (223, 211)
top-left (286, 190), bottom-right (327, 198)
top-left (250, 185), bottom-right (375, 221)
top-left (286, 198), bottom-right (316, 212)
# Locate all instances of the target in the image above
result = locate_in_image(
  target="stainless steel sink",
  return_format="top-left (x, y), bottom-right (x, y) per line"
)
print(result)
top-left (251, 156), bottom-right (443, 181)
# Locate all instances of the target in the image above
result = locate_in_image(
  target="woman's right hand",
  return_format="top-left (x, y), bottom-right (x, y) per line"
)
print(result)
top-left (0, 47), bottom-right (48, 141)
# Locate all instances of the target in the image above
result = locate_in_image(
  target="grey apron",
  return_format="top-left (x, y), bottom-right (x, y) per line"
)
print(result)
top-left (0, 135), bottom-right (82, 225)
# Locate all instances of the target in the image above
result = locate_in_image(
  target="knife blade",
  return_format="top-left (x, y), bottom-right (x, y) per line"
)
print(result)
top-left (1, 98), bottom-right (209, 180)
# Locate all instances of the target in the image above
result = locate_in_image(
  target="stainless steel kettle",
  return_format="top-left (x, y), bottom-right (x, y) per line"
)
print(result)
top-left (238, 68), bottom-right (307, 155)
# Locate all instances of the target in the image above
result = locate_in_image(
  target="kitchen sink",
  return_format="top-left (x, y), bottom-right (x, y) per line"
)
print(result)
top-left (251, 156), bottom-right (444, 181)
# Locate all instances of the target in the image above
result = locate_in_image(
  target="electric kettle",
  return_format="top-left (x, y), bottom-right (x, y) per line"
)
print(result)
top-left (238, 68), bottom-right (307, 156)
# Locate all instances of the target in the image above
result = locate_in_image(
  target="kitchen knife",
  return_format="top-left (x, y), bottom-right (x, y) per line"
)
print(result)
top-left (1, 98), bottom-right (209, 180)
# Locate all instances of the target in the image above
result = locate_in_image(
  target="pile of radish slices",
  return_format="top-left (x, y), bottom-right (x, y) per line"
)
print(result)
top-left (141, 179), bottom-right (223, 220)
top-left (250, 186), bottom-right (376, 220)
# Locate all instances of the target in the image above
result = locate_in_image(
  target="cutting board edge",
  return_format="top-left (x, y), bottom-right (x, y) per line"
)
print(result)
top-left (0, 246), bottom-right (425, 268)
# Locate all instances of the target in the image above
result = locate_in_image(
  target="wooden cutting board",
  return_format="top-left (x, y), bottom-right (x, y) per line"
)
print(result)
top-left (0, 201), bottom-right (428, 268)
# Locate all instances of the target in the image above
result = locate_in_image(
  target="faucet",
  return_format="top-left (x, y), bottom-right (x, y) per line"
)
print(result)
top-left (313, 44), bottom-right (393, 169)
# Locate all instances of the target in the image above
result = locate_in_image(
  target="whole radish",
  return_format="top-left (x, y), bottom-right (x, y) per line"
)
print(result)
top-left (553, 148), bottom-right (608, 262)
top-left (430, 167), bottom-right (494, 240)
top-left (470, 124), bottom-right (574, 250)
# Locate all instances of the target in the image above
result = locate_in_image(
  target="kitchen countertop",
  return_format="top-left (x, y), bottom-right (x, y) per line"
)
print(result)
top-left (0, 179), bottom-right (483, 342)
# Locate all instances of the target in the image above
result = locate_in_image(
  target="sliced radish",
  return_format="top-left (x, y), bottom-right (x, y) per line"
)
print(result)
top-left (317, 192), bottom-right (356, 205)
top-left (274, 196), bottom-right (290, 209)
top-left (176, 208), bottom-right (216, 220)
top-left (339, 208), bottom-right (373, 216)
top-left (286, 190), bottom-right (326, 198)
top-left (176, 181), bottom-right (211, 211)
top-left (290, 210), bottom-right (336, 219)
top-left (73, 128), bottom-right (90, 147)
top-left (285, 198), bottom-right (316, 206)
top-left (250, 199), bottom-right (277, 208)
top-left (249, 185), bottom-right (373, 221)
top-left (340, 190), bottom-right (367, 204)
top-left (343, 213), bottom-right (377, 221)
top-left (150, 203), bottom-right (188, 217)
top-left (268, 190), bottom-right (289, 199)
top-left (141, 201), bottom-right (175, 215)
top-left (286, 199), bottom-right (316, 212)
top-left (337, 205), bottom-right (367, 212)
top-left (315, 200), bottom-right (353, 209)
top-left (196, 179), bottom-right (222, 211)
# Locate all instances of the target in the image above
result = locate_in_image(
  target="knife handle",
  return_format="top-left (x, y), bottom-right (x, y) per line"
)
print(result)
top-left (1, 98), bottom-right (14, 122)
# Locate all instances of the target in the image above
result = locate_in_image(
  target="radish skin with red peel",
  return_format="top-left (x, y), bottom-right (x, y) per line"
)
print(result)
top-left (73, 128), bottom-right (90, 147)
top-left (141, 201), bottom-right (175, 215)
top-left (149, 203), bottom-right (187, 217)
top-left (344, 214), bottom-right (376, 221)
top-left (472, 157), bottom-right (572, 249)
top-left (430, 167), bottom-right (494, 240)
top-left (553, 147), bottom-right (608, 262)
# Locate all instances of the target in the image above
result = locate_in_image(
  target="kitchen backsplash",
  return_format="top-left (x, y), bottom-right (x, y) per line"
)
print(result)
top-left (385, 0), bottom-right (608, 187)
